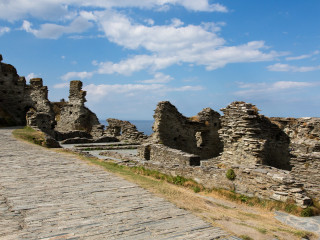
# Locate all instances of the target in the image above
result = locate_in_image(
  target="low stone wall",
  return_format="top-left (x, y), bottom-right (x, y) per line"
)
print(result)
top-left (148, 144), bottom-right (201, 167)
top-left (290, 153), bottom-right (320, 200)
top-left (136, 144), bottom-right (312, 207)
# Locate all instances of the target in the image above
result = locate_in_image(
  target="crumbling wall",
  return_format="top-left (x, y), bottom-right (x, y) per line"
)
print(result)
top-left (24, 78), bottom-right (56, 135)
top-left (219, 102), bottom-right (291, 170)
top-left (137, 158), bottom-right (311, 207)
top-left (138, 144), bottom-right (200, 167)
top-left (0, 55), bottom-right (55, 134)
top-left (55, 81), bottom-right (102, 137)
top-left (0, 55), bottom-right (28, 125)
top-left (152, 101), bottom-right (222, 159)
top-left (105, 118), bottom-right (148, 142)
top-left (271, 117), bottom-right (320, 200)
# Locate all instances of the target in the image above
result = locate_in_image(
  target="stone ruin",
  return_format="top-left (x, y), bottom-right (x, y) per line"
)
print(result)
top-left (0, 55), bottom-right (147, 146)
top-left (151, 101), bottom-right (222, 159)
top-left (137, 100), bottom-right (320, 207)
top-left (105, 118), bottom-right (148, 143)
top-left (1, 54), bottom-right (319, 208)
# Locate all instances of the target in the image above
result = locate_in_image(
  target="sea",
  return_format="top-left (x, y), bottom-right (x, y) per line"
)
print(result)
top-left (100, 120), bottom-right (154, 136)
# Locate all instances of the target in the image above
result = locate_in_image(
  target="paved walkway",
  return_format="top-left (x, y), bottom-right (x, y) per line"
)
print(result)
top-left (275, 211), bottom-right (320, 237)
top-left (0, 128), bottom-right (238, 240)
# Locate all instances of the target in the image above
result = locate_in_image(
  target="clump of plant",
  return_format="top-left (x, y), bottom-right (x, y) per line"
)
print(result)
top-left (226, 168), bottom-right (236, 180)
top-left (12, 126), bottom-right (46, 147)
top-left (301, 207), bottom-right (313, 217)
top-left (193, 186), bottom-right (201, 193)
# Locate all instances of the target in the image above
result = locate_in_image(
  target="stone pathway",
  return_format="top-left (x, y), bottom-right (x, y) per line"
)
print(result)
top-left (0, 128), bottom-right (239, 240)
top-left (275, 211), bottom-right (320, 237)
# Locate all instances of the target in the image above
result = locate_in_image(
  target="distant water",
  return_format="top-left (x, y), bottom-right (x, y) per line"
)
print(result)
top-left (100, 120), bottom-right (154, 136)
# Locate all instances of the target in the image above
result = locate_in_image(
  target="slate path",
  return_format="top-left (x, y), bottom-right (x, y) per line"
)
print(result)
top-left (275, 211), bottom-right (320, 237)
top-left (0, 128), bottom-right (239, 240)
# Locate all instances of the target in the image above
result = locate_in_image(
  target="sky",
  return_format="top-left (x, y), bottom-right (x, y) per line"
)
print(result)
top-left (0, 0), bottom-right (319, 120)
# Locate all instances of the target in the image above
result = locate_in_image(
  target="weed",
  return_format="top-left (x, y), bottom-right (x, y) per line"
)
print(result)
top-left (301, 207), bottom-right (313, 217)
top-left (193, 186), bottom-right (201, 193)
top-left (239, 235), bottom-right (253, 240)
top-left (226, 168), bottom-right (236, 180)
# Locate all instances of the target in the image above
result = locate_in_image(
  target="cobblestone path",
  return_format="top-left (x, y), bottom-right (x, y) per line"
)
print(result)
top-left (0, 128), bottom-right (238, 240)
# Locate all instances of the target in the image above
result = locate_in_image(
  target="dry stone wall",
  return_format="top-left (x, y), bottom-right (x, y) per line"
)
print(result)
top-left (105, 118), bottom-right (148, 143)
top-left (137, 100), bottom-right (320, 206)
top-left (219, 102), bottom-right (291, 170)
top-left (55, 81), bottom-right (103, 138)
top-left (271, 117), bottom-right (320, 200)
top-left (0, 55), bottom-right (55, 134)
top-left (152, 101), bottom-right (222, 159)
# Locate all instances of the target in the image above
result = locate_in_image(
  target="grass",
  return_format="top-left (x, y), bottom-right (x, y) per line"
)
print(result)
top-left (12, 126), bottom-right (47, 147)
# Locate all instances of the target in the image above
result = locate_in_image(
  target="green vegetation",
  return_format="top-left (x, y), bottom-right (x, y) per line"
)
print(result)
top-left (226, 168), bottom-right (236, 180)
top-left (12, 126), bottom-right (47, 147)
top-left (240, 235), bottom-right (253, 240)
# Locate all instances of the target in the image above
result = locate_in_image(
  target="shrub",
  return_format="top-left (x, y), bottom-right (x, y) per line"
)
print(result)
top-left (301, 207), bottom-right (313, 217)
top-left (226, 168), bottom-right (236, 180)
top-left (193, 186), bottom-right (201, 193)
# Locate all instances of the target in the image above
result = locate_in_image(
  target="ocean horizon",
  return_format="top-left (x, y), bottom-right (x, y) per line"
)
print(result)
top-left (100, 119), bottom-right (154, 136)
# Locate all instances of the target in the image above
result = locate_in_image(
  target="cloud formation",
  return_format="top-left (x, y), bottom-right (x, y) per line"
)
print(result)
top-left (0, 26), bottom-right (10, 36)
top-left (138, 72), bottom-right (173, 84)
top-left (21, 16), bottom-right (93, 39)
top-left (0, 0), bottom-right (227, 21)
top-left (61, 71), bottom-right (94, 81)
top-left (235, 81), bottom-right (317, 97)
top-left (84, 83), bottom-right (203, 101)
top-left (267, 63), bottom-right (320, 72)
top-left (94, 11), bottom-right (281, 75)
top-left (285, 50), bottom-right (319, 61)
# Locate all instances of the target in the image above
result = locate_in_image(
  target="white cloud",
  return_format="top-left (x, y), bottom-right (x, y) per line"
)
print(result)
top-left (84, 83), bottom-right (203, 101)
top-left (144, 18), bottom-right (155, 26)
top-left (138, 72), bottom-right (173, 84)
top-left (235, 81), bottom-right (317, 97)
top-left (53, 82), bottom-right (69, 89)
top-left (21, 16), bottom-right (93, 39)
top-left (0, 26), bottom-right (10, 36)
top-left (26, 73), bottom-right (38, 82)
top-left (0, 0), bottom-right (227, 21)
top-left (97, 55), bottom-right (178, 75)
top-left (61, 71), bottom-right (94, 81)
top-left (285, 50), bottom-right (319, 61)
top-left (267, 63), bottom-right (320, 72)
top-left (94, 10), bottom-right (282, 75)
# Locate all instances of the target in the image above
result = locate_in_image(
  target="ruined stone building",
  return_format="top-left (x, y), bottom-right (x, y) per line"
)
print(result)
top-left (1, 54), bottom-right (319, 207)
top-left (0, 55), bottom-right (55, 135)
top-left (138, 100), bottom-right (320, 206)
top-left (105, 118), bottom-right (148, 143)
top-left (151, 101), bottom-right (222, 159)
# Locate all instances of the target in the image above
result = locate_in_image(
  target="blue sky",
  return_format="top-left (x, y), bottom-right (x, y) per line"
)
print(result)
top-left (0, 0), bottom-right (319, 120)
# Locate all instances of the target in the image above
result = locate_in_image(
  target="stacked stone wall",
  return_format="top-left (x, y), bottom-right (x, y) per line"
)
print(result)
top-left (271, 117), bottom-right (320, 200)
top-left (105, 118), bottom-right (148, 143)
top-left (55, 81), bottom-right (101, 136)
top-left (152, 101), bottom-right (222, 159)
top-left (148, 144), bottom-right (201, 167)
top-left (135, 145), bottom-right (311, 207)
top-left (219, 102), bottom-right (291, 170)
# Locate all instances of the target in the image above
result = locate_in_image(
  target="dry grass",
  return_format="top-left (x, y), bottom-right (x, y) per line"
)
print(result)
top-left (188, 115), bottom-right (200, 122)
